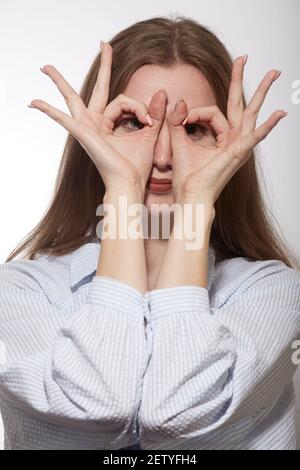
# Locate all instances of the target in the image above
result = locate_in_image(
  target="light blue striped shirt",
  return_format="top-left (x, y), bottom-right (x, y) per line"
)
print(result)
top-left (0, 240), bottom-right (299, 450)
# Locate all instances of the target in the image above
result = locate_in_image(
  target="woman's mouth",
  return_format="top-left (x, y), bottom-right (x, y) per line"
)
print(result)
top-left (146, 177), bottom-right (172, 194)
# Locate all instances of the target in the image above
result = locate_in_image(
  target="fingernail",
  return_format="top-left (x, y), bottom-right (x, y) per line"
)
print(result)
top-left (274, 70), bottom-right (282, 80)
top-left (243, 54), bottom-right (248, 65)
top-left (146, 114), bottom-right (154, 126)
top-left (40, 66), bottom-right (47, 74)
top-left (100, 40), bottom-right (105, 51)
top-left (182, 116), bottom-right (188, 125)
top-left (28, 103), bottom-right (35, 108)
top-left (174, 99), bottom-right (184, 111)
top-left (281, 110), bottom-right (288, 117)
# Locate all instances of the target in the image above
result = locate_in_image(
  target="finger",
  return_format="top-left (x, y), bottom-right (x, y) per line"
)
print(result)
top-left (29, 98), bottom-right (120, 172)
top-left (199, 136), bottom-right (254, 201)
top-left (203, 110), bottom-right (287, 198)
top-left (253, 109), bottom-right (287, 144)
top-left (135, 89), bottom-right (167, 142)
top-left (184, 105), bottom-right (229, 137)
top-left (28, 99), bottom-right (84, 139)
top-left (167, 98), bottom-right (189, 146)
top-left (87, 41), bottom-right (112, 113)
top-left (227, 55), bottom-right (247, 128)
top-left (40, 65), bottom-right (86, 119)
top-left (241, 69), bottom-right (281, 136)
top-left (103, 93), bottom-right (153, 126)
top-left (146, 90), bottom-right (167, 133)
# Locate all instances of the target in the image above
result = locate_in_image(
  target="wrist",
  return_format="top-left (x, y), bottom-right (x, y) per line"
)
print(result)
top-left (175, 193), bottom-right (215, 227)
top-left (103, 181), bottom-right (145, 204)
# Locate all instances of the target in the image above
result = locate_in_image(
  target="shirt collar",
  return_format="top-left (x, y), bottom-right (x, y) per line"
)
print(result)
top-left (70, 240), bottom-right (216, 291)
top-left (70, 239), bottom-right (100, 290)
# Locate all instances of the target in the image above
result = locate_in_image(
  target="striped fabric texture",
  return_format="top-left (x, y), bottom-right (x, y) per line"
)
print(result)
top-left (0, 239), bottom-right (299, 450)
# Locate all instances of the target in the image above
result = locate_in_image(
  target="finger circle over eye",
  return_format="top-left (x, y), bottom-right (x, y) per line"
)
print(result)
top-left (184, 105), bottom-right (229, 136)
top-left (103, 94), bottom-right (150, 126)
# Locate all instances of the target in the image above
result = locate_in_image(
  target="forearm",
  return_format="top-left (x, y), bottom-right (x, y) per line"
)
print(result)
top-left (154, 196), bottom-right (215, 289)
top-left (96, 184), bottom-right (147, 294)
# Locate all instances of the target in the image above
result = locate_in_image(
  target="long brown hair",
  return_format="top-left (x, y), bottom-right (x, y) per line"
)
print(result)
top-left (5, 15), bottom-right (298, 268)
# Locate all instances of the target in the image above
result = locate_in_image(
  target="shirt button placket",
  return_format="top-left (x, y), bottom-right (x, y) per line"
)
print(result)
top-left (142, 291), bottom-right (152, 359)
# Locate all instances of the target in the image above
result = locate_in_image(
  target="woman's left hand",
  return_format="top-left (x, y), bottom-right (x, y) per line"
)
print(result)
top-left (168, 55), bottom-right (287, 205)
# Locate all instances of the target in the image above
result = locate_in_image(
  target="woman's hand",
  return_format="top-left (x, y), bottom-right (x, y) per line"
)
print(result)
top-left (167, 55), bottom-right (287, 205)
top-left (28, 41), bottom-right (166, 196)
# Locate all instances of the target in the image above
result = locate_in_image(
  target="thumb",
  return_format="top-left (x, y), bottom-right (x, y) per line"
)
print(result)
top-left (167, 98), bottom-right (188, 146)
top-left (144, 90), bottom-right (167, 139)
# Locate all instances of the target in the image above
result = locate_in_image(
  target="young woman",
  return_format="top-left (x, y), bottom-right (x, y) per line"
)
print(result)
top-left (0, 16), bottom-right (299, 450)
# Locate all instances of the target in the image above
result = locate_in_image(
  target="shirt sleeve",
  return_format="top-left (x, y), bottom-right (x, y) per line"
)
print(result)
top-left (0, 268), bottom-right (150, 449)
top-left (137, 262), bottom-right (300, 449)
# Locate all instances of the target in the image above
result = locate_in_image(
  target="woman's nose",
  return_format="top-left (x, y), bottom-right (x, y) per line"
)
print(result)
top-left (153, 124), bottom-right (172, 170)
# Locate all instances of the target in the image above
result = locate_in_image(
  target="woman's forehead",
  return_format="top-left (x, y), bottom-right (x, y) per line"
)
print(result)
top-left (122, 63), bottom-right (217, 108)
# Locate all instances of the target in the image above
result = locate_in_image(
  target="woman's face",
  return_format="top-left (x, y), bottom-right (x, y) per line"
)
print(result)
top-left (118, 64), bottom-right (217, 208)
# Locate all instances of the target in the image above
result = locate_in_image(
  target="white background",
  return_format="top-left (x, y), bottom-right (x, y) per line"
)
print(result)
top-left (0, 0), bottom-right (299, 450)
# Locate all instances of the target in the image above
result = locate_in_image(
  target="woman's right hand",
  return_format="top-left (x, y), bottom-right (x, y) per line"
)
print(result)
top-left (28, 41), bottom-right (166, 195)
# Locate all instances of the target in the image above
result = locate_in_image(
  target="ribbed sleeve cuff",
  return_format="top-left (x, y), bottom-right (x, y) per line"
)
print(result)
top-left (149, 285), bottom-right (210, 322)
top-left (88, 275), bottom-right (150, 320)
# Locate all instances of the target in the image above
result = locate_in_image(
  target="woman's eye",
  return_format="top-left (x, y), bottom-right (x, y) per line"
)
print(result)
top-left (115, 117), bottom-right (144, 132)
top-left (185, 123), bottom-right (208, 139)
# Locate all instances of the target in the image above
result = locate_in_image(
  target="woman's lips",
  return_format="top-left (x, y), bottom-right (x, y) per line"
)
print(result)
top-left (146, 177), bottom-right (172, 194)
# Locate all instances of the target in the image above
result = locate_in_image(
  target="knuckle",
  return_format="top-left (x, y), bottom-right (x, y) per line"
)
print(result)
top-left (64, 91), bottom-right (77, 103)
top-left (55, 115), bottom-right (64, 125)
top-left (53, 112), bottom-right (64, 125)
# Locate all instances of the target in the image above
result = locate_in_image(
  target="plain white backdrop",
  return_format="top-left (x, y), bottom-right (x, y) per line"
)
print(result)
top-left (0, 0), bottom-right (299, 450)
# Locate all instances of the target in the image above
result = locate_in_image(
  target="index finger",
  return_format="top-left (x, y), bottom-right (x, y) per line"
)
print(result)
top-left (185, 105), bottom-right (229, 137)
top-left (87, 41), bottom-right (113, 113)
top-left (227, 55), bottom-right (247, 128)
